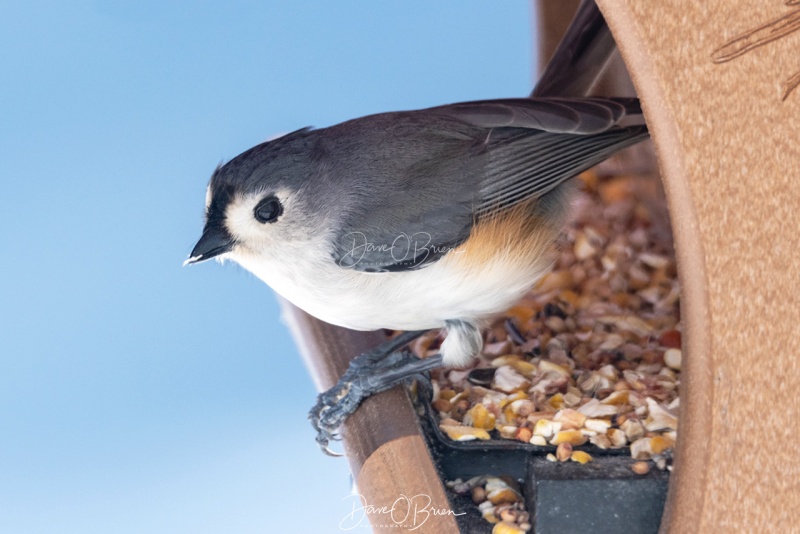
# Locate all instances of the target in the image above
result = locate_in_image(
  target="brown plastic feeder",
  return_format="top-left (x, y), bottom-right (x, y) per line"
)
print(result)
top-left (283, 1), bottom-right (800, 532)
top-left (597, 1), bottom-right (800, 531)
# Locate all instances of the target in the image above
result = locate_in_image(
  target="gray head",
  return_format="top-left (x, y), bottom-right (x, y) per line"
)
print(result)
top-left (185, 128), bottom-right (334, 267)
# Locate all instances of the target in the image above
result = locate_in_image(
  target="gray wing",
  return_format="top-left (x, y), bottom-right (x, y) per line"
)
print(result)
top-left (328, 97), bottom-right (648, 273)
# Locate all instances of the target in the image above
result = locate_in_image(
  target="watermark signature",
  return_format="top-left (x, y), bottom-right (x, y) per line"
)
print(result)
top-left (339, 493), bottom-right (465, 531)
top-left (338, 231), bottom-right (462, 269)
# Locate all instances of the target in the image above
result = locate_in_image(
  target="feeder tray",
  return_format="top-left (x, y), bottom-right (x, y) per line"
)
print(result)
top-left (414, 378), bottom-right (670, 534)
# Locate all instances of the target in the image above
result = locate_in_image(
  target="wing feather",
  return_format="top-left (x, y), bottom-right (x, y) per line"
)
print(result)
top-left (328, 97), bottom-right (648, 273)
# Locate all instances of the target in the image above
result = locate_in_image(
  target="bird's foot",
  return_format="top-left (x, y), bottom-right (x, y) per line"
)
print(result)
top-left (309, 331), bottom-right (443, 456)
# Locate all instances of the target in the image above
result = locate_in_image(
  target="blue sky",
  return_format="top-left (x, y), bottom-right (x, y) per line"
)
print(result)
top-left (0, 2), bottom-right (532, 532)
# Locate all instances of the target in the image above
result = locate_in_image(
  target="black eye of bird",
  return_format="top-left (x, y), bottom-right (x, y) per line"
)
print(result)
top-left (254, 195), bottom-right (283, 224)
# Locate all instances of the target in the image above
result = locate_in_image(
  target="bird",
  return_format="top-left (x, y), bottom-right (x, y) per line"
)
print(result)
top-left (185, 96), bottom-right (649, 453)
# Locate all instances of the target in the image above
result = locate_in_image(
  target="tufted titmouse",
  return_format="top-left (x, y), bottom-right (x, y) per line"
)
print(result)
top-left (186, 97), bottom-right (648, 452)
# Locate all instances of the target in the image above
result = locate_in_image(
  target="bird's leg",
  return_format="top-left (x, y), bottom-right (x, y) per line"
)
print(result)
top-left (309, 330), bottom-right (443, 455)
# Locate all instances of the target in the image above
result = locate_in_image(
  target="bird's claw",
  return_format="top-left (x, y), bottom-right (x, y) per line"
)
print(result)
top-left (309, 388), bottom-right (351, 457)
top-left (308, 331), bottom-right (441, 456)
top-left (309, 350), bottom-right (432, 455)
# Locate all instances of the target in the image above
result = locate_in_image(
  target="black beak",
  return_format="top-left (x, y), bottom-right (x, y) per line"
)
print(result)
top-left (184, 225), bottom-right (235, 266)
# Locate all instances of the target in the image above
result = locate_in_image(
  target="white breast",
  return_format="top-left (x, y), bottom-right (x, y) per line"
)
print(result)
top-left (230, 224), bottom-right (556, 333)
